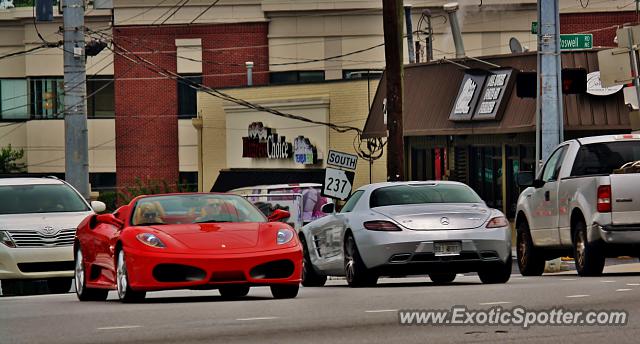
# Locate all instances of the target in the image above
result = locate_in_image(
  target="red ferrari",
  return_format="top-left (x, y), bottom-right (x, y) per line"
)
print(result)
top-left (73, 193), bottom-right (302, 302)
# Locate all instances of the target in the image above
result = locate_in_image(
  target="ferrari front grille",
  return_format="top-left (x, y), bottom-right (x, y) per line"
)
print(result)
top-left (6, 229), bottom-right (76, 248)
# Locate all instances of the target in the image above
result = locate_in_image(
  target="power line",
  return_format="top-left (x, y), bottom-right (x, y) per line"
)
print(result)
top-left (190, 0), bottom-right (221, 24)
top-left (159, 0), bottom-right (191, 26)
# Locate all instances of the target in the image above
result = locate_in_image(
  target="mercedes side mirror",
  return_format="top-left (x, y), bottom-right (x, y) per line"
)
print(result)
top-left (321, 203), bottom-right (335, 214)
top-left (268, 209), bottom-right (290, 222)
top-left (516, 171), bottom-right (534, 187)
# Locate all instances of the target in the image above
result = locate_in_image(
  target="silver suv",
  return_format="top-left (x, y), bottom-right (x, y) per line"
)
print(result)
top-left (0, 177), bottom-right (105, 294)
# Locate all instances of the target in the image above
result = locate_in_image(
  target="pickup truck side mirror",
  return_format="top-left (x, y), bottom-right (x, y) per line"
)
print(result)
top-left (516, 171), bottom-right (534, 187)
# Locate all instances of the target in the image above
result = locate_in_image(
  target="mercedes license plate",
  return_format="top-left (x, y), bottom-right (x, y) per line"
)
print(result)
top-left (434, 242), bottom-right (461, 256)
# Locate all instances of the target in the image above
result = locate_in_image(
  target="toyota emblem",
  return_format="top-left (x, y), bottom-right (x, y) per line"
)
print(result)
top-left (440, 217), bottom-right (450, 226)
top-left (40, 226), bottom-right (58, 235)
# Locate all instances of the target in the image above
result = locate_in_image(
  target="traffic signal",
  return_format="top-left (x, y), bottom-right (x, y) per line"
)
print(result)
top-left (561, 68), bottom-right (587, 94)
top-left (516, 71), bottom-right (537, 98)
top-left (516, 68), bottom-right (587, 98)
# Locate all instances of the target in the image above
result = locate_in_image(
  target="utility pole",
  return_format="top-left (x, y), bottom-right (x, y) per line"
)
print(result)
top-left (63, 0), bottom-right (90, 199)
top-left (536, 0), bottom-right (563, 170)
top-left (382, 0), bottom-right (405, 182)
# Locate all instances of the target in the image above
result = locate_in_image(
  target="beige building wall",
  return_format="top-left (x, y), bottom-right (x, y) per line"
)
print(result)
top-left (196, 79), bottom-right (385, 192)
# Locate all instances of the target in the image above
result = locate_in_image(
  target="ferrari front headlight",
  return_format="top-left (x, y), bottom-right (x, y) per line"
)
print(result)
top-left (276, 228), bottom-right (294, 245)
top-left (136, 233), bottom-right (166, 248)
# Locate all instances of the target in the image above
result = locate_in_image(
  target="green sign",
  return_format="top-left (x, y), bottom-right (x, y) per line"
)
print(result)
top-left (560, 34), bottom-right (593, 50)
top-left (531, 22), bottom-right (537, 34)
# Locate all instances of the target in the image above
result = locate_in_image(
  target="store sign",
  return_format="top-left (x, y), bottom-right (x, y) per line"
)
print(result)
top-left (586, 71), bottom-right (623, 96)
top-left (242, 122), bottom-right (318, 164)
top-left (449, 68), bottom-right (516, 122)
top-left (473, 68), bottom-right (516, 121)
top-left (449, 70), bottom-right (487, 121)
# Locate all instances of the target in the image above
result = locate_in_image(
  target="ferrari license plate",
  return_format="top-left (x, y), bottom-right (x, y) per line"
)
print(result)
top-left (434, 242), bottom-right (461, 256)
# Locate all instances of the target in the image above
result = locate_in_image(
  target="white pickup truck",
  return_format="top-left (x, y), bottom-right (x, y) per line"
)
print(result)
top-left (515, 134), bottom-right (640, 276)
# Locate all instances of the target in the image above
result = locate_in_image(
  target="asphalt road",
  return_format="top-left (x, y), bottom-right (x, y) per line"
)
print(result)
top-left (2, 263), bottom-right (640, 344)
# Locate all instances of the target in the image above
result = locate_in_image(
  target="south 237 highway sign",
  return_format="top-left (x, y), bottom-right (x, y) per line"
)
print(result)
top-left (322, 167), bottom-right (355, 200)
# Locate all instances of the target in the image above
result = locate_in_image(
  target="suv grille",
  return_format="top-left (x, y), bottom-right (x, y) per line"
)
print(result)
top-left (6, 229), bottom-right (76, 248)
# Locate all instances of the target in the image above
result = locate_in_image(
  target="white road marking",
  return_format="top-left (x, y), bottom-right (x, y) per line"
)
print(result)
top-left (566, 294), bottom-right (590, 298)
top-left (515, 277), bottom-right (528, 280)
top-left (236, 317), bottom-right (279, 321)
top-left (616, 289), bottom-right (632, 292)
top-left (601, 280), bottom-right (616, 283)
top-left (365, 309), bottom-right (398, 313)
top-left (627, 283), bottom-right (640, 286)
top-left (479, 301), bottom-right (511, 305)
top-left (561, 278), bottom-right (577, 281)
top-left (97, 326), bottom-right (142, 330)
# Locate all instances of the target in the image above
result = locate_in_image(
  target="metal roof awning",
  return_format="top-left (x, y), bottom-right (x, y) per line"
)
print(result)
top-left (362, 51), bottom-right (631, 138)
top-left (210, 168), bottom-right (326, 192)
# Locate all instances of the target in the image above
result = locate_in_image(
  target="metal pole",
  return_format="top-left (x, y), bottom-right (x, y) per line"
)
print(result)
top-left (444, 2), bottom-right (465, 59)
top-left (246, 61), bottom-right (254, 86)
top-left (537, 0), bottom-right (563, 164)
top-left (382, 0), bottom-right (405, 182)
top-left (626, 27), bottom-right (640, 113)
top-left (426, 14), bottom-right (433, 61)
top-left (404, 4), bottom-right (415, 64)
top-left (64, 0), bottom-right (90, 200)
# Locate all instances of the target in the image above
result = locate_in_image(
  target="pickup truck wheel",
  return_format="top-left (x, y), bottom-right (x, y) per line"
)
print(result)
top-left (573, 221), bottom-right (605, 276)
top-left (516, 222), bottom-right (545, 276)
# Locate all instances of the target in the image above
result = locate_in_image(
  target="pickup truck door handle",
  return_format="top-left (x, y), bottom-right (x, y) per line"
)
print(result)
top-left (544, 190), bottom-right (550, 202)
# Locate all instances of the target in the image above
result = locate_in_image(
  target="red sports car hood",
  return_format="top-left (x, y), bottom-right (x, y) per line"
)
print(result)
top-left (151, 223), bottom-right (264, 251)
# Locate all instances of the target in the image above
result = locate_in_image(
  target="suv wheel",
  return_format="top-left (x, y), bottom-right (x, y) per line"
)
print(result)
top-left (573, 220), bottom-right (605, 276)
top-left (516, 221), bottom-right (546, 276)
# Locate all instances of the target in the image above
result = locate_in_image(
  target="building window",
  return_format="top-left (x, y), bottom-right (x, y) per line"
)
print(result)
top-left (270, 71), bottom-right (325, 85)
top-left (87, 77), bottom-right (115, 118)
top-left (342, 70), bottom-right (383, 80)
top-left (178, 75), bottom-right (201, 119)
top-left (30, 78), bottom-right (64, 119)
top-left (0, 79), bottom-right (29, 120)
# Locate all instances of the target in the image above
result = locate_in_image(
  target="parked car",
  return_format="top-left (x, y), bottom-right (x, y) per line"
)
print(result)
top-left (300, 181), bottom-right (512, 287)
top-left (0, 177), bottom-right (105, 294)
top-left (515, 134), bottom-right (640, 276)
top-left (74, 193), bottom-right (302, 302)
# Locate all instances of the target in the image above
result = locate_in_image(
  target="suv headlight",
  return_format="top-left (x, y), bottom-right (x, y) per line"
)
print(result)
top-left (276, 228), bottom-right (294, 245)
top-left (0, 231), bottom-right (16, 248)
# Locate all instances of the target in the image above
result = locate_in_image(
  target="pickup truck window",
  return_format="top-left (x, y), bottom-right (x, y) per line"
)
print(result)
top-left (570, 141), bottom-right (640, 176)
top-left (541, 146), bottom-right (567, 182)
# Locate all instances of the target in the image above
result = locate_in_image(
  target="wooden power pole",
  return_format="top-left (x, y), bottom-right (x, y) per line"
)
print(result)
top-left (382, 0), bottom-right (405, 182)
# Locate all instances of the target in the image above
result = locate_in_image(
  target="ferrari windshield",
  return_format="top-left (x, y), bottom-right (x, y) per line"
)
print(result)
top-left (131, 194), bottom-right (267, 226)
top-left (370, 184), bottom-right (483, 208)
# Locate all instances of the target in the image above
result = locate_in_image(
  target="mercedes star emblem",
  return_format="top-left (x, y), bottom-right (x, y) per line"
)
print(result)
top-left (440, 217), bottom-right (450, 226)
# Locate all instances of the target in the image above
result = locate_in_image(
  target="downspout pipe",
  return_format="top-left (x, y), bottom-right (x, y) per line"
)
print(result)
top-left (443, 2), bottom-right (465, 58)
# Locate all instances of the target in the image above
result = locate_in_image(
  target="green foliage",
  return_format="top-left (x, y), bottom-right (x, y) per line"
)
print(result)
top-left (0, 144), bottom-right (26, 173)
top-left (115, 177), bottom-right (197, 206)
top-left (97, 191), bottom-right (117, 212)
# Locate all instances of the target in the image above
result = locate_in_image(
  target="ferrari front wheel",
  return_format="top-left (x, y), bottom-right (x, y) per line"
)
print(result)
top-left (75, 248), bottom-right (108, 301)
top-left (270, 284), bottom-right (299, 299)
top-left (116, 250), bottom-right (146, 303)
top-left (219, 285), bottom-right (250, 299)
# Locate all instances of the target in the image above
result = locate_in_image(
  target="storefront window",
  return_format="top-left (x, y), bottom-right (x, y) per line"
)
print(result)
top-left (87, 78), bottom-right (115, 118)
top-left (30, 78), bottom-right (64, 119)
top-left (0, 79), bottom-right (29, 120)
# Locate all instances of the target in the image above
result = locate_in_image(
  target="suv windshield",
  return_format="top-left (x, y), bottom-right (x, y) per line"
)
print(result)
top-left (0, 184), bottom-right (90, 215)
top-left (571, 141), bottom-right (640, 176)
top-left (370, 184), bottom-right (483, 208)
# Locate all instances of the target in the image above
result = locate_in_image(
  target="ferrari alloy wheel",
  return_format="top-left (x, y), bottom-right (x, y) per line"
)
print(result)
top-left (573, 220), bottom-right (605, 277)
top-left (429, 272), bottom-right (456, 285)
top-left (478, 255), bottom-right (512, 284)
top-left (75, 248), bottom-right (108, 301)
top-left (270, 284), bottom-right (299, 299)
top-left (219, 285), bottom-right (250, 299)
top-left (344, 234), bottom-right (378, 288)
top-left (116, 250), bottom-right (146, 303)
top-left (300, 236), bottom-right (327, 287)
top-left (516, 221), bottom-right (545, 276)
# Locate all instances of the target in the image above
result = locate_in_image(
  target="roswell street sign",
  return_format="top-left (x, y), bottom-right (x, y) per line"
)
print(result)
top-left (560, 34), bottom-right (593, 50)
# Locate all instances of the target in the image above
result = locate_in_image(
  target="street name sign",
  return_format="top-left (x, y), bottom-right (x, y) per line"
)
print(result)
top-left (326, 150), bottom-right (358, 171)
top-left (560, 34), bottom-right (593, 50)
top-left (322, 168), bottom-right (355, 200)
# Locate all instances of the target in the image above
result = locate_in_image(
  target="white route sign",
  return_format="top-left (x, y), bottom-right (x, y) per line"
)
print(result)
top-left (326, 150), bottom-right (358, 171)
top-left (322, 167), bottom-right (355, 200)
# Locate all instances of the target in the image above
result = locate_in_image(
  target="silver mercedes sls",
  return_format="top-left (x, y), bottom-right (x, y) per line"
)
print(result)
top-left (299, 181), bottom-right (512, 287)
